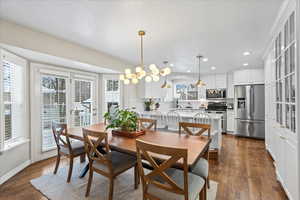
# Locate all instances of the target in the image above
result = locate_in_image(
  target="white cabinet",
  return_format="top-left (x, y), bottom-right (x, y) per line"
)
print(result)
top-left (227, 72), bottom-right (234, 98)
top-left (202, 74), bottom-right (227, 89)
top-left (233, 69), bottom-right (265, 85)
top-left (226, 110), bottom-right (235, 132)
top-left (137, 79), bottom-right (173, 100)
top-left (263, 10), bottom-right (298, 200)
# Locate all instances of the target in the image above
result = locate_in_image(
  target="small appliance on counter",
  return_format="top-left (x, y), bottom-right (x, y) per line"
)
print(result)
top-left (206, 88), bottom-right (226, 99)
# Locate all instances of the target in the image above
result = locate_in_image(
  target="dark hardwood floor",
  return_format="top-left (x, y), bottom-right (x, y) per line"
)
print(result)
top-left (0, 135), bottom-right (287, 200)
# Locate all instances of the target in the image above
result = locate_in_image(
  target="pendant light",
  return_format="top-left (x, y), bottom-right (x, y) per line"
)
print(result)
top-left (161, 61), bottom-right (171, 88)
top-left (120, 30), bottom-right (171, 85)
top-left (195, 55), bottom-right (206, 87)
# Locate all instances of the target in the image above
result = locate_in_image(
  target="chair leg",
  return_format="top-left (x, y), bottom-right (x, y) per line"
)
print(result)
top-left (134, 164), bottom-right (139, 189)
top-left (85, 168), bottom-right (94, 197)
top-left (199, 183), bottom-right (206, 200)
top-left (204, 181), bottom-right (207, 200)
top-left (109, 178), bottom-right (114, 200)
top-left (80, 153), bottom-right (86, 163)
top-left (67, 157), bottom-right (74, 183)
top-left (207, 176), bottom-right (210, 189)
top-left (53, 153), bottom-right (61, 174)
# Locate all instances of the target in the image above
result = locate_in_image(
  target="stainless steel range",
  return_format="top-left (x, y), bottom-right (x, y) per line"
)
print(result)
top-left (206, 102), bottom-right (227, 133)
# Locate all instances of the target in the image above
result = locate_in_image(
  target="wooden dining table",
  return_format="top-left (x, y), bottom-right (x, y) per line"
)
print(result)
top-left (68, 123), bottom-right (211, 177)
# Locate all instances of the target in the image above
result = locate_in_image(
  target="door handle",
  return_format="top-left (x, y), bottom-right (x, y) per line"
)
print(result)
top-left (279, 135), bottom-right (286, 140)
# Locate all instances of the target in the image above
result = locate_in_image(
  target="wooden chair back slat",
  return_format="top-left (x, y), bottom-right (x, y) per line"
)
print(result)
top-left (138, 118), bottom-right (157, 131)
top-left (83, 129), bottom-right (111, 168)
top-left (136, 139), bottom-right (189, 200)
top-left (179, 122), bottom-right (211, 138)
top-left (52, 122), bottom-right (72, 152)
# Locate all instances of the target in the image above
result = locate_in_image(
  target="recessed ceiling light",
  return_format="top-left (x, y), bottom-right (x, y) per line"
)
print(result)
top-left (187, 70), bottom-right (191, 73)
top-left (243, 51), bottom-right (251, 56)
top-left (243, 63), bottom-right (249, 66)
top-left (202, 58), bottom-right (208, 62)
top-left (211, 66), bottom-right (216, 70)
top-left (170, 63), bottom-right (174, 67)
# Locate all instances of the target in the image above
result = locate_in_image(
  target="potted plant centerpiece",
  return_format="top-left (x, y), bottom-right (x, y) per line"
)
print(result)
top-left (104, 109), bottom-right (145, 138)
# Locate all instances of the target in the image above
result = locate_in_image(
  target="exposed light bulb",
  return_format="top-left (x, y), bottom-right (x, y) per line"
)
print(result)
top-left (125, 68), bottom-right (131, 74)
top-left (202, 58), bottom-right (208, 62)
top-left (243, 63), bottom-right (249, 66)
top-left (139, 70), bottom-right (146, 78)
top-left (145, 76), bottom-right (152, 82)
top-left (149, 64), bottom-right (157, 71)
top-left (164, 67), bottom-right (171, 75)
top-left (132, 78), bottom-right (138, 84)
top-left (124, 79), bottom-right (130, 85)
top-left (135, 66), bottom-right (142, 73)
top-left (243, 51), bottom-right (251, 56)
top-left (152, 68), bottom-right (160, 75)
top-left (119, 74), bottom-right (125, 81)
top-left (152, 75), bottom-right (160, 82)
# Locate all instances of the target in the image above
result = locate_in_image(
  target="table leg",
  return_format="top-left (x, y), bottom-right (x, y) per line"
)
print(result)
top-left (79, 147), bottom-right (107, 178)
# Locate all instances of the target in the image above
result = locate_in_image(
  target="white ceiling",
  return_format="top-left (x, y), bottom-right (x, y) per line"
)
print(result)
top-left (0, 0), bottom-right (283, 74)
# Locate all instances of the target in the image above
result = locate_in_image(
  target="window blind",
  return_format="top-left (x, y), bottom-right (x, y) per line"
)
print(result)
top-left (2, 59), bottom-right (25, 145)
top-left (41, 75), bottom-right (67, 151)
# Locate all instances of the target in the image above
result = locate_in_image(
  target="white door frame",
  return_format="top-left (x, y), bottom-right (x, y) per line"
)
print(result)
top-left (30, 62), bottom-right (99, 162)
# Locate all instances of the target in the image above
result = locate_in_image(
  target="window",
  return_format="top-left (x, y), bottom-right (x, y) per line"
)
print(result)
top-left (274, 11), bottom-right (296, 133)
top-left (72, 79), bottom-right (92, 127)
top-left (41, 75), bottom-right (67, 151)
top-left (105, 79), bottom-right (120, 112)
top-left (1, 51), bottom-right (27, 150)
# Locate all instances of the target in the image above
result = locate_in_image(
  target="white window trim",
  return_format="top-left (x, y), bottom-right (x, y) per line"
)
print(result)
top-left (0, 49), bottom-right (29, 152)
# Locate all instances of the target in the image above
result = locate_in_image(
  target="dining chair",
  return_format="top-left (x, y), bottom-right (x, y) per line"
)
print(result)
top-left (83, 128), bottom-right (139, 200)
top-left (179, 121), bottom-right (211, 191)
top-left (166, 110), bottom-right (182, 132)
top-left (51, 122), bottom-right (86, 183)
top-left (193, 112), bottom-right (211, 125)
top-left (136, 139), bottom-right (206, 200)
top-left (151, 110), bottom-right (167, 129)
top-left (138, 118), bottom-right (157, 131)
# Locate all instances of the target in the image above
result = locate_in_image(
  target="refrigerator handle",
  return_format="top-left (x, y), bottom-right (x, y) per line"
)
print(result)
top-left (251, 86), bottom-right (254, 118)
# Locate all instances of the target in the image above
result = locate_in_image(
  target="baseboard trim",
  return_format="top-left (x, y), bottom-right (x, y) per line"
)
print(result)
top-left (0, 160), bottom-right (31, 185)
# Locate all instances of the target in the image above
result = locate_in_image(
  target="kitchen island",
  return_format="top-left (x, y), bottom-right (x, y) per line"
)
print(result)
top-left (138, 110), bottom-right (222, 156)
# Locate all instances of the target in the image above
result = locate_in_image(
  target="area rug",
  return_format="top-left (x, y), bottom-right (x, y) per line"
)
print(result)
top-left (31, 163), bottom-right (218, 200)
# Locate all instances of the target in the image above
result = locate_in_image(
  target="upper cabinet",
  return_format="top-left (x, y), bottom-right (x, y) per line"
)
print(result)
top-left (203, 74), bottom-right (227, 89)
top-left (226, 72), bottom-right (234, 98)
top-left (233, 68), bottom-right (265, 85)
top-left (137, 78), bottom-right (173, 101)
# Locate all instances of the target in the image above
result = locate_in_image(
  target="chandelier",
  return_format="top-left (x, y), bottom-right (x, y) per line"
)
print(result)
top-left (119, 30), bottom-right (171, 84)
top-left (195, 55), bottom-right (206, 87)
top-left (161, 61), bottom-right (171, 88)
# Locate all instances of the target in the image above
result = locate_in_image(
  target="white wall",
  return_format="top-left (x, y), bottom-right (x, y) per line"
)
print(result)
top-left (0, 50), bottom-right (31, 184)
top-left (0, 19), bottom-right (133, 72)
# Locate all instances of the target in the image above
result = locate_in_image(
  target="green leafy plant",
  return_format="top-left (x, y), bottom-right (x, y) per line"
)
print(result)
top-left (104, 109), bottom-right (138, 132)
top-left (144, 98), bottom-right (154, 111)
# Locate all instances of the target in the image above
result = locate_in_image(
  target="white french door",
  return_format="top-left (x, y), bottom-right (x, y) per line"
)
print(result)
top-left (40, 74), bottom-right (69, 152)
top-left (31, 63), bottom-right (98, 162)
top-left (70, 75), bottom-right (97, 128)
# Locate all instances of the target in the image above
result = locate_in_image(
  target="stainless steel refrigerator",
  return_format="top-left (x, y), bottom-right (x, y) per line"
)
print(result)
top-left (234, 84), bottom-right (265, 139)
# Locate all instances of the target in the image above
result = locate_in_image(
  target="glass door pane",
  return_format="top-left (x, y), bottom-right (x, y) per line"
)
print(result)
top-left (41, 75), bottom-right (67, 151)
top-left (71, 79), bottom-right (94, 127)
